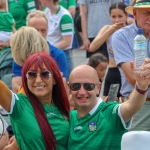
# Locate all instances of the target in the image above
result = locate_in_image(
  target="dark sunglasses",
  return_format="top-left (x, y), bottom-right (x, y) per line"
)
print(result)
top-left (69, 83), bottom-right (97, 91)
top-left (26, 71), bottom-right (51, 81)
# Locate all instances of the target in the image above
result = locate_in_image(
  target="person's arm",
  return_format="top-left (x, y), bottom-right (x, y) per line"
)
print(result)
top-left (0, 131), bottom-right (9, 149)
top-left (54, 15), bottom-right (73, 50)
top-left (68, 0), bottom-right (76, 18)
top-left (80, 4), bottom-right (90, 50)
top-left (54, 35), bottom-right (72, 50)
top-left (0, 41), bottom-right (9, 50)
top-left (89, 26), bottom-right (110, 52)
top-left (2, 136), bottom-right (19, 150)
top-left (0, 80), bottom-right (12, 112)
top-left (120, 59), bottom-right (150, 123)
top-left (68, 7), bottom-right (76, 18)
top-left (90, 22), bottom-right (125, 52)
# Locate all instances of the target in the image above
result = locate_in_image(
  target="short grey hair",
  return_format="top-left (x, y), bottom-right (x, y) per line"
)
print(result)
top-left (26, 10), bottom-right (48, 26)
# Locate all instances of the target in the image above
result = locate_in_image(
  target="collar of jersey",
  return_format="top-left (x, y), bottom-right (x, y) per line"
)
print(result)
top-left (55, 6), bottom-right (61, 15)
top-left (89, 97), bottom-right (103, 115)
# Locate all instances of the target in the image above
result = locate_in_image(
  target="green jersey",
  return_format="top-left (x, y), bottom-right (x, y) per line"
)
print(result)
top-left (68, 100), bottom-right (128, 150)
top-left (59, 0), bottom-right (76, 9)
top-left (0, 11), bottom-right (14, 32)
top-left (8, 0), bottom-right (36, 29)
top-left (10, 93), bottom-right (69, 150)
top-left (45, 6), bottom-right (74, 50)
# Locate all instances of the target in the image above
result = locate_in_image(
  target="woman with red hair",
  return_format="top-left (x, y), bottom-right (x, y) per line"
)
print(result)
top-left (0, 52), bottom-right (70, 150)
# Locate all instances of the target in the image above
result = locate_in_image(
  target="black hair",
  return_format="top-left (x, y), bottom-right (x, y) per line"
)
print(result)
top-left (109, 2), bottom-right (127, 15)
top-left (88, 53), bottom-right (108, 68)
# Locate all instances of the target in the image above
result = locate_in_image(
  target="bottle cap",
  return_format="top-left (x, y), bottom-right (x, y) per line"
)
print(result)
top-left (137, 28), bottom-right (144, 34)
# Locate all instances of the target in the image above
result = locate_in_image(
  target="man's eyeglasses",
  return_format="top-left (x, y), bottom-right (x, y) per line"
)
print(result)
top-left (69, 83), bottom-right (97, 91)
top-left (26, 71), bottom-right (51, 82)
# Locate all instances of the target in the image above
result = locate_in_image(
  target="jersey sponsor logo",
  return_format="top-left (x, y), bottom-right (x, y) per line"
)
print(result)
top-left (112, 104), bottom-right (119, 114)
top-left (89, 122), bottom-right (97, 132)
top-left (74, 126), bottom-right (82, 131)
top-left (47, 112), bottom-right (55, 116)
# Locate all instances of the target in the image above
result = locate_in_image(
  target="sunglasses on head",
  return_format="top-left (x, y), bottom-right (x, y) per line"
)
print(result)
top-left (26, 71), bottom-right (51, 82)
top-left (69, 83), bottom-right (97, 91)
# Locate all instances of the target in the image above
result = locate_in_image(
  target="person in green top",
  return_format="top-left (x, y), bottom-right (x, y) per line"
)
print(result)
top-left (8, 0), bottom-right (36, 30)
top-left (68, 61), bottom-right (150, 150)
top-left (0, 51), bottom-right (70, 150)
top-left (0, 0), bottom-right (15, 55)
top-left (59, 0), bottom-right (76, 17)
top-left (0, 0), bottom-right (36, 51)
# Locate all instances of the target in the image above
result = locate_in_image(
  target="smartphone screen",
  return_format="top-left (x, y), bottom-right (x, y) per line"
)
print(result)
top-left (107, 84), bottom-right (120, 102)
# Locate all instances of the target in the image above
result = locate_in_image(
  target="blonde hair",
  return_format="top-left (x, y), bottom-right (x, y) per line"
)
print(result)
top-left (10, 26), bottom-right (49, 66)
top-left (26, 10), bottom-right (48, 26)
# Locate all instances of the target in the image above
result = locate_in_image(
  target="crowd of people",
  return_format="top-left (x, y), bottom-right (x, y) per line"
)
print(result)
top-left (0, 0), bottom-right (150, 149)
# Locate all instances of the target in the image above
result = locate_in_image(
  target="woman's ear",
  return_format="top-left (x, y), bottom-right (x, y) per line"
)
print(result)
top-left (96, 82), bottom-right (101, 95)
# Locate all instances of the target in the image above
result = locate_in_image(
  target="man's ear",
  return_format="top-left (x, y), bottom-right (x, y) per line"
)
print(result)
top-left (132, 9), bottom-right (136, 19)
top-left (96, 82), bottom-right (101, 95)
top-left (67, 82), bottom-right (72, 94)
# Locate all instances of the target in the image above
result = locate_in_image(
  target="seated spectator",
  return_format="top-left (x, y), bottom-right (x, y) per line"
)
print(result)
top-left (12, 10), bottom-right (68, 93)
top-left (0, 0), bottom-right (15, 55)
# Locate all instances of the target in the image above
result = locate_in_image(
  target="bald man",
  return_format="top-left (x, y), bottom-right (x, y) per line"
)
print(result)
top-left (68, 62), bottom-right (150, 150)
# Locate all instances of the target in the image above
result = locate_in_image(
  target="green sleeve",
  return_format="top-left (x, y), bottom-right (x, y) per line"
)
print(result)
top-left (24, 0), bottom-right (36, 12)
top-left (60, 15), bottom-right (73, 34)
top-left (68, 0), bottom-right (76, 8)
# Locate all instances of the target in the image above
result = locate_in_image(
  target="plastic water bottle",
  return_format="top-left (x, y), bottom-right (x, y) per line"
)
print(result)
top-left (134, 28), bottom-right (147, 68)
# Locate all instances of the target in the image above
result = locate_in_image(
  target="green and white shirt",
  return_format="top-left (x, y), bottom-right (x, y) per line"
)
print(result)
top-left (45, 6), bottom-right (74, 50)
top-left (8, 0), bottom-right (36, 29)
top-left (0, 11), bottom-right (14, 32)
top-left (9, 93), bottom-right (69, 150)
top-left (68, 98), bottom-right (131, 150)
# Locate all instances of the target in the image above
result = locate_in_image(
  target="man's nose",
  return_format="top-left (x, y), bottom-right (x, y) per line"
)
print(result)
top-left (78, 85), bottom-right (86, 94)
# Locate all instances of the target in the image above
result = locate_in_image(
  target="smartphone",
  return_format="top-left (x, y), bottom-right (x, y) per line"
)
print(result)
top-left (107, 84), bottom-right (120, 102)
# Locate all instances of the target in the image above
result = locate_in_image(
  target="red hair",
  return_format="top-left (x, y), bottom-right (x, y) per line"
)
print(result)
top-left (22, 52), bottom-right (70, 149)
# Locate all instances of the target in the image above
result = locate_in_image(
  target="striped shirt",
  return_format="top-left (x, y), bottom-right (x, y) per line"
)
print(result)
top-left (45, 6), bottom-right (74, 50)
